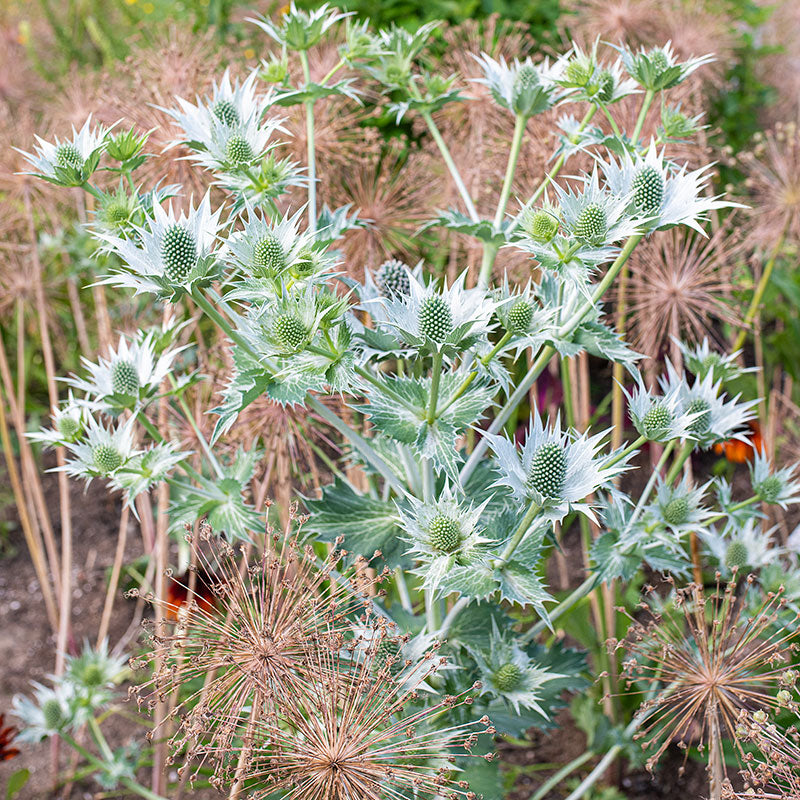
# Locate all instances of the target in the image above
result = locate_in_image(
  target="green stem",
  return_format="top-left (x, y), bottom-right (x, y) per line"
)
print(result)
top-left (605, 434), bottom-right (647, 469)
top-left (299, 50), bottom-right (317, 232)
top-left (421, 110), bottom-right (479, 223)
top-left (521, 574), bottom-right (599, 643)
top-left (190, 287), bottom-right (259, 361)
top-left (664, 440), bottom-right (694, 485)
top-left (87, 716), bottom-right (114, 763)
top-left (394, 567), bottom-right (413, 613)
top-left (438, 596), bottom-right (470, 637)
top-left (528, 751), bottom-right (595, 800)
top-left (320, 57), bottom-right (345, 86)
top-left (426, 352), bottom-right (444, 425)
top-left (168, 374), bottom-right (224, 479)
top-left (507, 105), bottom-right (598, 237)
top-left (354, 364), bottom-right (421, 414)
top-left (494, 499), bottom-right (541, 567)
top-left (631, 88), bottom-right (655, 143)
top-left (733, 229), bottom-right (787, 352)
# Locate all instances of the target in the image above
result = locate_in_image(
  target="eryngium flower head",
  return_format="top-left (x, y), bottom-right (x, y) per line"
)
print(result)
top-left (60, 415), bottom-right (140, 483)
top-left (485, 407), bottom-right (627, 522)
top-left (701, 519), bottom-right (783, 576)
top-left (96, 193), bottom-right (223, 299)
top-left (613, 576), bottom-right (800, 775)
top-left (17, 115), bottom-right (108, 186)
top-left (130, 521), bottom-right (384, 780)
top-left (617, 41), bottom-right (714, 91)
top-left (249, 3), bottom-right (350, 51)
top-left (624, 374), bottom-right (700, 443)
top-left (678, 338), bottom-right (754, 384)
top-left (242, 625), bottom-right (494, 800)
top-left (647, 474), bottom-right (714, 535)
top-left (750, 453), bottom-right (800, 509)
top-left (472, 53), bottom-right (562, 117)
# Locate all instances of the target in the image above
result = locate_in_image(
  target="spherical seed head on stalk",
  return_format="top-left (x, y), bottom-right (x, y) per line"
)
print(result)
top-left (273, 313), bottom-right (308, 351)
top-left (507, 300), bottom-right (534, 333)
top-left (632, 165), bottom-right (665, 213)
top-left (418, 295), bottom-right (453, 342)
top-left (131, 519), bottom-right (385, 780)
top-left (253, 234), bottom-right (286, 277)
top-left (528, 442), bottom-right (567, 499)
top-left (525, 209), bottom-right (559, 242)
top-left (493, 663), bottom-right (523, 692)
top-left (428, 514), bottom-right (462, 553)
top-left (662, 496), bottom-right (689, 525)
top-left (573, 203), bottom-right (607, 245)
top-left (161, 224), bottom-right (198, 284)
top-left (225, 134), bottom-right (254, 164)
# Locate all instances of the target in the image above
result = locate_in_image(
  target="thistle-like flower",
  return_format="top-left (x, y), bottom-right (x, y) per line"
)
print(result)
top-left (614, 576), bottom-right (800, 781)
top-left (485, 408), bottom-right (626, 522)
top-left (617, 41), bottom-right (714, 91)
top-left (242, 624), bottom-right (493, 800)
top-left (624, 375), bottom-right (700, 442)
top-left (64, 330), bottom-right (188, 413)
top-left (12, 682), bottom-right (79, 742)
top-left (647, 474), bottom-right (714, 536)
top-left (678, 338), bottom-right (753, 383)
top-left (470, 622), bottom-right (562, 715)
top-left (375, 269), bottom-right (498, 356)
top-left (492, 277), bottom-right (555, 358)
top-left (27, 393), bottom-right (88, 448)
top-left (552, 42), bottom-right (639, 104)
top-left (601, 143), bottom-right (739, 234)
top-left (17, 115), bottom-right (108, 186)
top-left (472, 53), bottom-right (561, 118)
top-left (659, 361), bottom-right (758, 448)
top-left (398, 487), bottom-right (492, 597)
top-left (701, 519), bottom-right (782, 575)
top-left (131, 521), bottom-right (383, 779)
top-left (249, 3), bottom-right (350, 51)
top-left (60, 415), bottom-right (140, 483)
top-left (96, 193), bottom-right (223, 299)
top-left (750, 454), bottom-right (800, 509)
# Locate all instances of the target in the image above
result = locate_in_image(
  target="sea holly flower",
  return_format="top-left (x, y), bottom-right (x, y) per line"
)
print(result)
top-left (676, 337), bottom-right (754, 383)
top-left (492, 277), bottom-right (555, 357)
top-left (473, 53), bottom-right (562, 118)
top-left (12, 682), bottom-right (79, 742)
top-left (658, 103), bottom-right (704, 142)
top-left (398, 487), bottom-right (492, 597)
top-left (374, 269), bottom-right (498, 357)
top-left (219, 151), bottom-right (305, 207)
top-left (249, 3), bottom-right (350, 51)
top-left (647, 475), bottom-right (714, 536)
top-left (659, 361), bottom-right (758, 448)
top-left (750, 454), bottom-right (800, 509)
top-left (470, 623), bottom-right (562, 715)
top-left (64, 640), bottom-right (127, 711)
top-left (701, 519), bottom-right (783, 575)
top-left (552, 42), bottom-right (638, 104)
top-left (624, 376), bottom-right (700, 443)
top-left (617, 41), bottom-right (714, 92)
top-left (364, 21), bottom-right (440, 90)
top-left (93, 182), bottom-right (140, 234)
top-left (601, 143), bottom-right (740, 234)
top-left (64, 331), bottom-right (188, 413)
top-left (96, 192), bottom-right (223, 299)
top-left (28, 393), bottom-right (88, 448)
top-left (17, 115), bottom-right (108, 187)
top-left (110, 443), bottom-right (188, 507)
top-left (485, 409), bottom-right (626, 522)
top-left (60, 415), bottom-right (140, 484)
top-left (224, 206), bottom-right (330, 291)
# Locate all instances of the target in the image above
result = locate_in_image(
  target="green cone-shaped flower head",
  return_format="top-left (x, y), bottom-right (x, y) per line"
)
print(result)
top-left (641, 403), bottom-right (673, 440)
top-left (725, 540), bottom-right (749, 571)
top-left (273, 313), bottom-right (307, 350)
top-left (493, 662), bottom-right (523, 692)
top-left (596, 70), bottom-right (615, 102)
top-left (376, 259), bottom-right (411, 298)
top-left (632, 165), bottom-right (665, 213)
top-left (525, 209), bottom-right (559, 243)
top-left (686, 397), bottom-right (712, 435)
top-left (41, 698), bottom-right (65, 731)
top-left (93, 444), bottom-right (123, 474)
top-left (507, 300), bottom-right (534, 334)
top-left (565, 58), bottom-right (593, 86)
top-left (757, 475), bottom-right (783, 504)
top-left (225, 134), bottom-right (255, 164)
top-left (253, 234), bottom-right (286, 277)
top-left (212, 99), bottom-right (239, 127)
top-left (56, 143), bottom-right (84, 170)
top-left (111, 359), bottom-right (139, 396)
top-left (663, 496), bottom-right (689, 526)
top-left (161, 224), bottom-right (198, 284)
top-left (57, 415), bottom-right (82, 440)
top-left (529, 441), bottom-right (567, 499)
top-left (428, 514), bottom-right (462, 553)
top-left (573, 203), bottom-right (607, 245)
top-left (418, 296), bottom-right (453, 342)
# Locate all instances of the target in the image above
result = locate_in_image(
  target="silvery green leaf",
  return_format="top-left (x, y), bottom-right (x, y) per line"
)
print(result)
top-left (591, 531), bottom-right (641, 582)
top-left (414, 418), bottom-right (461, 480)
top-left (439, 564), bottom-right (498, 599)
top-left (303, 478), bottom-right (411, 569)
top-left (496, 561), bottom-right (552, 623)
top-left (574, 320), bottom-right (642, 375)
top-left (422, 209), bottom-right (508, 246)
top-left (448, 603), bottom-right (515, 650)
top-left (315, 203), bottom-right (364, 246)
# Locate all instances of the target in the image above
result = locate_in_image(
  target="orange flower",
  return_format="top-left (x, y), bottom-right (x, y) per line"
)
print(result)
top-left (0, 714), bottom-right (20, 761)
top-left (713, 421), bottom-right (764, 464)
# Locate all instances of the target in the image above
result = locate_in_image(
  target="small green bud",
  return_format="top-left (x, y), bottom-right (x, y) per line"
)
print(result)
top-left (104, 201), bottom-right (131, 226)
top-left (273, 313), bottom-right (307, 351)
top-left (596, 70), bottom-right (615, 102)
top-left (161, 225), bottom-right (197, 284)
top-left (573, 203), bottom-right (607, 245)
top-left (649, 49), bottom-right (669, 73)
top-left (663, 496), bottom-right (690, 526)
top-left (376, 259), bottom-right (411, 298)
top-left (525, 209), bottom-right (559, 243)
top-left (565, 59), bottom-right (593, 87)
top-left (493, 663), bottom-right (523, 692)
top-left (111, 359), bottom-right (140, 396)
top-left (418, 296), bottom-right (453, 343)
top-left (777, 689), bottom-right (793, 706)
top-left (428, 514), bottom-right (462, 554)
top-left (253, 234), bottom-right (286, 277)
top-left (105, 128), bottom-right (147, 162)
top-left (507, 300), bottom-right (534, 334)
top-left (725, 540), bottom-right (749, 571)
top-left (80, 663), bottom-right (107, 688)
top-left (686, 397), bottom-right (712, 435)
top-left (291, 249), bottom-right (319, 279)
top-left (262, 59), bottom-right (289, 83)
top-left (93, 444), bottom-right (123, 474)
top-left (528, 442), bottom-right (567, 499)
top-left (632, 166), bottom-right (665, 213)
top-left (225, 134), bottom-right (255, 165)
top-left (212, 99), bottom-right (239, 127)
top-left (56, 143), bottom-right (84, 170)
top-left (42, 698), bottom-right (65, 731)
top-left (756, 475), bottom-right (783, 504)
top-left (57, 414), bottom-right (81, 441)
top-left (641, 403), bottom-right (673, 440)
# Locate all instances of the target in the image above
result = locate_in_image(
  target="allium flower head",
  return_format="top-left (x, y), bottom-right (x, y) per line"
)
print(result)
top-left (472, 53), bottom-right (562, 117)
top-left (617, 40), bottom-right (714, 91)
top-left (243, 623), bottom-right (493, 800)
top-left (132, 521), bottom-right (384, 780)
top-left (750, 454), bottom-right (800, 509)
top-left (660, 360), bottom-right (758, 448)
top-left (601, 143), bottom-right (739, 234)
top-left (17, 115), bottom-right (109, 186)
top-left (398, 486), bottom-right (492, 597)
top-left (485, 408), bottom-right (627, 522)
top-left (614, 576), bottom-right (800, 775)
top-left (470, 622), bottom-right (562, 715)
top-left (96, 192), bottom-right (223, 299)
top-left (375, 269), bottom-right (498, 356)
top-left (64, 330), bottom-right (188, 413)
top-left (648, 474), bottom-right (713, 536)
top-left (624, 374), bottom-right (700, 442)
top-left (701, 519), bottom-right (782, 576)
